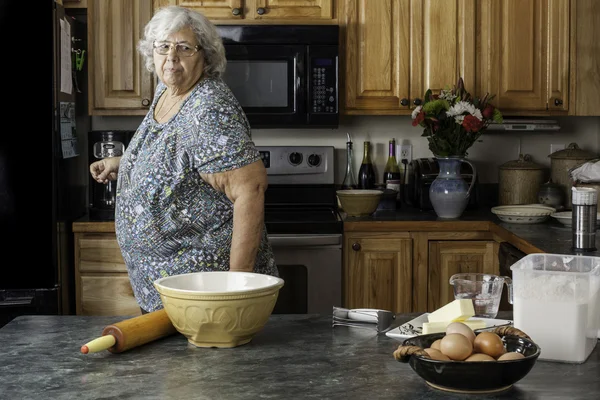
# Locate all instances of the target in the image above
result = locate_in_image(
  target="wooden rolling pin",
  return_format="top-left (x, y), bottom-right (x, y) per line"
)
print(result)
top-left (80, 309), bottom-right (177, 354)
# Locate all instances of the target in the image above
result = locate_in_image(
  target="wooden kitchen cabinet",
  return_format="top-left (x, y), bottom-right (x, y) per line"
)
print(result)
top-left (73, 230), bottom-right (141, 317)
top-left (409, 0), bottom-right (477, 109)
top-left (428, 240), bottom-right (499, 311)
top-left (569, 0), bottom-right (600, 116)
top-left (88, 0), bottom-right (155, 116)
top-left (343, 232), bottom-right (413, 313)
top-left (477, 0), bottom-right (570, 113)
top-left (340, 0), bottom-right (476, 115)
top-left (153, 0), bottom-right (336, 23)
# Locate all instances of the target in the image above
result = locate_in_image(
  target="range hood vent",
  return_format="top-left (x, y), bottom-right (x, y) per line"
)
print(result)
top-left (487, 118), bottom-right (561, 131)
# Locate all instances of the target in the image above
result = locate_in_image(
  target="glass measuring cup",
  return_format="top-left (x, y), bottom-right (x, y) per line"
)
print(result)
top-left (449, 273), bottom-right (513, 318)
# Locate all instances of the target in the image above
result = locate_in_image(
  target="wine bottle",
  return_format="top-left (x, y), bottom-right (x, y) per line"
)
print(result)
top-left (383, 139), bottom-right (402, 184)
top-left (341, 133), bottom-right (358, 189)
top-left (358, 141), bottom-right (376, 189)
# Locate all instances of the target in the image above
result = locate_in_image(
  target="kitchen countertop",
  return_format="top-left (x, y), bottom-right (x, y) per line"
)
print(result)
top-left (343, 207), bottom-right (600, 257)
top-left (73, 206), bottom-right (600, 257)
top-left (1, 313), bottom-right (599, 400)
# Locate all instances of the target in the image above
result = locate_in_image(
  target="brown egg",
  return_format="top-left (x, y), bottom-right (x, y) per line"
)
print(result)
top-left (465, 353), bottom-right (496, 362)
top-left (473, 332), bottom-right (506, 358)
top-left (430, 339), bottom-right (443, 351)
top-left (424, 347), bottom-right (451, 361)
top-left (440, 333), bottom-right (473, 361)
top-left (446, 321), bottom-right (476, 344)
top-left (498, 352), bottom-right (525, 361)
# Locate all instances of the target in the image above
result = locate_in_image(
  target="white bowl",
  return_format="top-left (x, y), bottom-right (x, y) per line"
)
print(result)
top-left (491, 204), bottom-right (556, 224)
top-left (551, 211), bottom-right (600, 227)
top-left (154, 271), bottom-right (284, 294)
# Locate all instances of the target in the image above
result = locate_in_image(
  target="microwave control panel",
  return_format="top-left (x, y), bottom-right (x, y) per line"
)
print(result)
top-left (310, 58), bottom-right (337, 114)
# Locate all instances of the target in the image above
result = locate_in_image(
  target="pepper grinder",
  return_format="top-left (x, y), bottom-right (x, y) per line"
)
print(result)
top-left (571, 187), bottom-right (598, 251)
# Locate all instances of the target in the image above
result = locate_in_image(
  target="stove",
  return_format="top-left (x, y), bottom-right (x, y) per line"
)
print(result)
top-left (257, 146), bottom-right (342, 314)
top-left (259, 146), bottom-right (342, 235)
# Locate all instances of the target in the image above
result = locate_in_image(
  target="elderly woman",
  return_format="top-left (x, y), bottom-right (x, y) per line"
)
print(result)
top-left (89, 6), bottom-right (278, 313)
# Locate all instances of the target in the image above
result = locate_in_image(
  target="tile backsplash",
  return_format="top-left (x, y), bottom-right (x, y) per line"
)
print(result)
top-left (92, 115), bottom-right (600, 184)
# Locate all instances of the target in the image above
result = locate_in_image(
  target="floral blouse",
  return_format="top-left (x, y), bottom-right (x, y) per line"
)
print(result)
top-left (115, 77), bottom-right (278, 312)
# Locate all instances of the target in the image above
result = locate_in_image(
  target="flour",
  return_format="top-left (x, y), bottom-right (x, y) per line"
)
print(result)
top-left (514, 298), bottom-right (597, 363)
top-left (511, 254), bottom-right (600, 363)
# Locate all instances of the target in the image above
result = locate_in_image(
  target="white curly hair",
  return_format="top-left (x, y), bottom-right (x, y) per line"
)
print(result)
top-left (137, 6), bottom-right (226, 78)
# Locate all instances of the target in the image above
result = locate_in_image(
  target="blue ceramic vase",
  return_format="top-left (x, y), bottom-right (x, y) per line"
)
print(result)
top-left (429, 156), bottom-right (477, 219)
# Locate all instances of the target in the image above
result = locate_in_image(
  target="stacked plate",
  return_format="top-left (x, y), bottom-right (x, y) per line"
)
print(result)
top-left (491, 204), bottom-right (556, 224)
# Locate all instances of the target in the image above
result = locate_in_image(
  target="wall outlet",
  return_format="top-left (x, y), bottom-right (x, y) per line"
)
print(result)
top-left (550, 143), bottom-right (565, 154)
top-left (398, 144), bottom-right (412, 162)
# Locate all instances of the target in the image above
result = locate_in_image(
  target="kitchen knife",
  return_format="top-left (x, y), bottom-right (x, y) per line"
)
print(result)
top-left (80, 309), bottom-right (177, 354)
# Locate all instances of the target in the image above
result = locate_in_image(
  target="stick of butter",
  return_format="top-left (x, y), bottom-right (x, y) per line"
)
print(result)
top-left (427, 299), bottom-right (475, 323)
top-left (422, 319), bottom-right (486, 334)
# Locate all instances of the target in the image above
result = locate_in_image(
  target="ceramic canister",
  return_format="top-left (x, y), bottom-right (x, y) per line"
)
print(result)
top-left (548, 143), bottom-right (597, 209)
top-left (498, 154), bottom-right (546, 205)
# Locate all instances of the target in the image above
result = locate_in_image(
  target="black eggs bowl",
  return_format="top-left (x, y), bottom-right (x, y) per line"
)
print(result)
top-left (402, 332), bottom-right (541, 393)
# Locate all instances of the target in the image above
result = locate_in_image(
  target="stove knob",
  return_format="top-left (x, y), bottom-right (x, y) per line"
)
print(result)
top-left (289, 152), bottom-right (303, 165)
top-left (307, 154), bottom-right (321, 167)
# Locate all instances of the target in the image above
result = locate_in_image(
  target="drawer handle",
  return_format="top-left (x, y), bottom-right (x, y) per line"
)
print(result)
top-left (352, 242), bottom-right (361, 251)
top-left (257, 7), bottom-right (266, 15)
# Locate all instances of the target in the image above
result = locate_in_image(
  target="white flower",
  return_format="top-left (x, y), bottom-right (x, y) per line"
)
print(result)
top-left (446, 101), bottom-right (483, 121)
top-left (454, 115), bottom-right (465, 124)
top-left (439, 89), bottom-right (457, 102)
top-left (411, 105), bottom-right (423, 119)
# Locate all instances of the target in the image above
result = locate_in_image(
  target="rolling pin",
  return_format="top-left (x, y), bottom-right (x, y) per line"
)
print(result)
top-left (80, 309), bottom-right (177, 354)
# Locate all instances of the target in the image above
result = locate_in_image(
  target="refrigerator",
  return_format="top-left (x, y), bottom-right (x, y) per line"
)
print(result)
top-left (0, 1), bottom-right (87, 327)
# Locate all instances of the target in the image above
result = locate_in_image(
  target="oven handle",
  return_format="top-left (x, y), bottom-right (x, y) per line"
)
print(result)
top-left (267, 234), bottom-right (341, 247)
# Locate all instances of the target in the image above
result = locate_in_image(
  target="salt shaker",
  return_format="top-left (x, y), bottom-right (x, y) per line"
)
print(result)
top-left (571, 187), bottom-right (598, 251)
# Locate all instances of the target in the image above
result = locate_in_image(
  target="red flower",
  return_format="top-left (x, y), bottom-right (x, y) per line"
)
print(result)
top-left (482, 104), bottom-right (495, 119)
top-left (412, 111), bottom-right (425, 126)
top-left (462, 115), bottom-right (484, 132)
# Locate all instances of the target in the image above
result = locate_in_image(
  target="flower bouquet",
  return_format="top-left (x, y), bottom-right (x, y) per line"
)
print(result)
top-left (411, 77), bottom-right (503, 157)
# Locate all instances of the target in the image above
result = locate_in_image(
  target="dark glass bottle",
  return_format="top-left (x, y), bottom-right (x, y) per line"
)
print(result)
top-left (358, 141), bottom-right (376, 189)
top-left (341, 133), bottom-right (358, 189)
top-left (383, 139), bottom-right (401, 184)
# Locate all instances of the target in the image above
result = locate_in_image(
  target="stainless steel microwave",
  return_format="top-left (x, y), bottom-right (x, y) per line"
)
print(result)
top-left (216, 25), bottom-right (339, 129)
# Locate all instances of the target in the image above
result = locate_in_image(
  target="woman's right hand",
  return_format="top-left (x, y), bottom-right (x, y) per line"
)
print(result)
top-left (90, 156), bottom-right (121, 184)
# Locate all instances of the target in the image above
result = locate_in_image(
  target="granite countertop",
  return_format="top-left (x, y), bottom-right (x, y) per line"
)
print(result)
top-left (1, 313), bottom-right (599, 400)
top-left (73, 206), bottom-right (600, 257)
top-left (343, 206), bottom-right (600, 257)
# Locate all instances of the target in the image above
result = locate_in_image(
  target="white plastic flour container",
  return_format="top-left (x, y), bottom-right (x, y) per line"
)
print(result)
top-left (510, 253), bottom-right (600, 363)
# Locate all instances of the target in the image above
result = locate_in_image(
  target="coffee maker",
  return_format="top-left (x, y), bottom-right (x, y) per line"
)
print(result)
top-left (88, 131), bottom-right (133, 220)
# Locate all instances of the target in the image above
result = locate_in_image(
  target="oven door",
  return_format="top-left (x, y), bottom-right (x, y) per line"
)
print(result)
top-left (269, 234), bottom-right (342, 314)
top-left (221, 44), bottom-right (306, 128)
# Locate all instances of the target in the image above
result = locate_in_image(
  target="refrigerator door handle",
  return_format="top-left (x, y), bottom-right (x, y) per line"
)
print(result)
top-left (0, 296), bottom-right (34, 307)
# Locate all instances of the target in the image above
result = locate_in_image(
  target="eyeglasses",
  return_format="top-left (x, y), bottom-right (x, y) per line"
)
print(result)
top-left (153, 41), bottom-right (201, 57)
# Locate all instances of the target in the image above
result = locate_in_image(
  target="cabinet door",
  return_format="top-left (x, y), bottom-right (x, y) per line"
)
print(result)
top-left (428, 241), bottom-right (499, 311)
top-left (478, 0), bottom-right (569, 112)
top-left (254, 0), bottom-right (334, 20)
top-left (74, 233), bottom-right (141, 316)
top-left (80, 275), bottom-right (141, 316)
top-left (547, 0), bottom-right (570, 112)
top-left (88, 0), bottom-right (154, 115)
top-left (409, 0), bottom-right (476, 108)
top-left (570, 0), bottom-right (600, 115)
top-left (154, 0), bottom-right (246, 20)
top-left (340, 0), bottom-right (410, 114)
top-left (344, 233), bottom-right (412, 313)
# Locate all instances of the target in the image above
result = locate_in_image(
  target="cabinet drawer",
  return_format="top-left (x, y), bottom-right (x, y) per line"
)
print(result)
top-left (77, 233), bottom-right (126, 273)
top-left (80, 275), bottom-right (141, 316)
